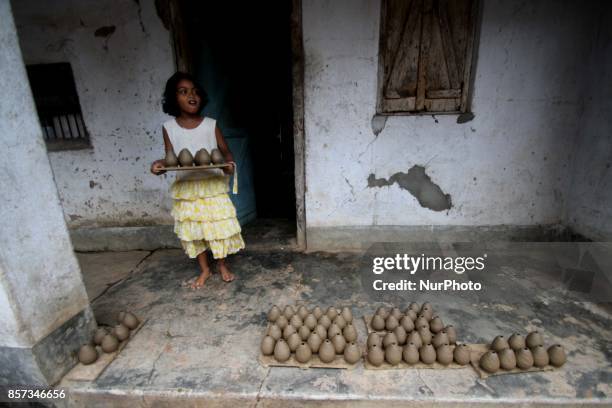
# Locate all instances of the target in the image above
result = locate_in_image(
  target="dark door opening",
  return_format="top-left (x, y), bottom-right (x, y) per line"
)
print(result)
top-left (181, 2), bottom-right (297, 234)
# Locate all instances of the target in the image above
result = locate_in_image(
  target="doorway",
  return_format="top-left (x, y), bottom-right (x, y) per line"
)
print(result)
top-left (179, 1), bottom-right (300, 245)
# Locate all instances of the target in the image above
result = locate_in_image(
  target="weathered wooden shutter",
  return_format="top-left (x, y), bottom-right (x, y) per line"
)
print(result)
top-left (155, 0), bottom-right (193, 73)
top-left (378, 0), bottom-right (477, 114)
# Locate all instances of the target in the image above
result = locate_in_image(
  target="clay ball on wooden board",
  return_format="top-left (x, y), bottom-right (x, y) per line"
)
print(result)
top-left (117, 311), bottom-right (126, 323)
top-left (385, 343), bottom-right (402, 366)
top-left (273, 339), bottom-right (291, 362)
top-left (436, 344), bottom-right (453, 366)
top-left (194, 148), bottom-right (211, 166)
top-left (295, 342), bottom-right (312, 363)
top-left (165, 150), bottom-right (178, 167)
top-left (340, 307), bottom-right (353, 323)
top-left (367, 333), bottom-right (382, 349)
top-left (480, 350), bottom-right (500, 373)
top-left (419, 344), bottom-right (436, 365)
top-left (112, 324), bottom-right (130, 341)
top-left (283, 305), bottom-right (295, 319)
top-left (297, 305), bottom-right (309, 320)
top-left (403, 342), bottom-right (420, 365)
top-left (78, 344), bottom-right (98, 365)
top-left (499, 348), bottom-right (517, 370)
top-left (367, 344), bottom-right (384, 366)
top-left (343, 342), bottom-right (361, 364)
top-left (122, 312), bottom-right (139, 330)
top-left (526, 331), bottom-right (543, 349)
top-left (275, 315), bottom-right (288, 330)
top-left (178, 149), bottom-right (194, 167)
top-left (93, 327), bottom-right (108, 345)
top-left (211, 148), bottom-right (224, 164)
top-left (101, 334), bottom-right (119, 353)
top-left (453, 344), bottom-right (471, 365)
top-left (307, 332), bottom-right (322, 353)
top-left (268, 305), bottom-right (281, 322)
top-left (260, 336), bottom-right (275, 355)
top-left (548, 344), bottom-right (566, 367)
top-left (318, 339), bottom-right (336, 363)
top-left (516, 348), bottom-right (534, 370)
top-left (371, 314), bottom-right (385, 331)
top-left (326, 306), bottom-right (338, 320)
top-left (491, 335), bottom-right (509, 352)
top-left (508, 333), bottom-right (525, 350)
top-left (298, 325), bottom-right (311, 340)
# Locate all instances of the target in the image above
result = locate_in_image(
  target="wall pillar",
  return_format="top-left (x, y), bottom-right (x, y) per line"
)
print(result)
top-left (0, 1), bottom-right (95, 386)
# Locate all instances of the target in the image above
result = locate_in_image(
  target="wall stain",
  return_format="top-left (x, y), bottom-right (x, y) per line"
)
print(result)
top-left (94, 26), bottom-right (116, 51)
top-left (367, 165), bottom-right (452, 211)
top-left (371, 115), bottom-right (387, 136)
top-left (94, 26), bottom-right (116, 38)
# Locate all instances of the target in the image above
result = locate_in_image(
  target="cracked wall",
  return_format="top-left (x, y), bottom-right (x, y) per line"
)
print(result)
top-left (12, 0), bottom-right (175, 228)
top-left (303, 0), bottom-right (601, 228)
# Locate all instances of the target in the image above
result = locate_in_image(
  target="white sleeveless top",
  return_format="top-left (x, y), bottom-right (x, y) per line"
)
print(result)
top-left (163, 117), bottom-right (224, 181)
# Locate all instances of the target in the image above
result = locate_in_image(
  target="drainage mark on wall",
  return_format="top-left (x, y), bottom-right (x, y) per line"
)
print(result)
top-left (367, 165), bottom-right (452, 211)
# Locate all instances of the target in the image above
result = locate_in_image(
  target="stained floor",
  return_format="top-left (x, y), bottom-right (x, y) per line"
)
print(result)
top-left (62, 245), bottom-right (612, 407)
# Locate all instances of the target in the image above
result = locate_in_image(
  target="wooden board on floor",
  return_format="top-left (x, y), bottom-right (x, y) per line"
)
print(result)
top-left (63, 318), bottom-right (147, 382)
top-left (259, 352), bottom-right (359, 370)
top-left (469, 343), bottom-right (559, 379)
top-left (363, 343), bottom-right (473, 370)
top-left (161, 164), bottom-right (231, 171)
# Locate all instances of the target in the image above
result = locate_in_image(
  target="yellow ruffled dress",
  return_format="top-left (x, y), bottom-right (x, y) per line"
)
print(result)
top-left (165, 117), bottom-right (245, 259)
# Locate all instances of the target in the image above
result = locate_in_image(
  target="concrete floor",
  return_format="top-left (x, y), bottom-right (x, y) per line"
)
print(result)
top-left (61, 246), bottom-right (612, 407)
top-left (77, 251), bottom-right (151, 300)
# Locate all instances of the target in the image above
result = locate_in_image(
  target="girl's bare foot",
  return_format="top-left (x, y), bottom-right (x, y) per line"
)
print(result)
top-left (191, 269), bottom-right (211, 289)
top-left (192, 251), bottom-right (212, 289)
top-left (217, 259), bottom-right (235, 282)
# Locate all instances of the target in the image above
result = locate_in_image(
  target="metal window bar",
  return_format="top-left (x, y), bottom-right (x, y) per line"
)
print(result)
top-left (26, 63), bottom-right (89, 147)
top-left (40, 112), bottom-right (87, 142)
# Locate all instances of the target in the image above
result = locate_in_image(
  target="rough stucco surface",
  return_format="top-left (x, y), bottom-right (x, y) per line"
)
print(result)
top-left (302, 0), bottom-right (599, 228)
top-left (12, 0), bottom-right (176, 228)
top-left (566, 4), bottom-right (612, 240)
top-left (0, 1), bottom-right (89, 347)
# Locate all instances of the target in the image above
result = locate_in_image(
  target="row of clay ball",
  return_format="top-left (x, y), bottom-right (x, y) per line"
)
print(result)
top-left (367, 303), bottom-right (465, 367)
top-left (77, 311), bottom-right (140, 365)
top-left (262, 305), bottom-right (361, 364)
top-left (371, 304), bottom-right (457, 345)
top-left (165, 148), bottom-right (224, 167)
top-left (366, 332), bottom-right (471, 366)
top-left (479, 331), bottom-right (567, 373)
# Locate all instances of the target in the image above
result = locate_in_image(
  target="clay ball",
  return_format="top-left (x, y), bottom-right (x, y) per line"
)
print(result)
top-left (78, 344), bottom-right (98, 365)
top-left (113, 324), bottom-right (130, 341)
top-left (93, 327), bottom-right (108, 345)
top-left (122, 312), bottom-right (139, 330)
top-left (101, 334), bottom-right (119, 353)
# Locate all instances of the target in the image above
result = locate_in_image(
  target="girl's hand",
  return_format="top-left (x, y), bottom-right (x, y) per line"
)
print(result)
top-left (223, 161), bottom-right (235, 175)
top-left (151, 160), bottom-right (166, 175)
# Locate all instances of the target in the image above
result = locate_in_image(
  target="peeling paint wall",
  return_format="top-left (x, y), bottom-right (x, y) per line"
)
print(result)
top-left (302, 0), bottom-right (601, 228)
top-left (566, 3), bottom-right (612, 240)
top-left (12, 0), bottom-right (175, 228)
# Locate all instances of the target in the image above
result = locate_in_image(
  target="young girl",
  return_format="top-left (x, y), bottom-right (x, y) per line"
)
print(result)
top-left (150, 72), bottom-right (244, 289)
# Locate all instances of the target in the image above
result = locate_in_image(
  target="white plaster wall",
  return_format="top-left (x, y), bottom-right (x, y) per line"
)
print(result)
top-left (0, 1), bottom-right (89, 347)
top-left (566, 4), bottom-right (612, 240)
top-left (12, 0), bottom-right (176, 228)
top-left (302, 0), bottom-right (597, 228)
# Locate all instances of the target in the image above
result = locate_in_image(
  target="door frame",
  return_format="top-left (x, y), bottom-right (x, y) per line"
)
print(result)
top-left (164, 0), bottom-right (307, 249)
top-left (291, 0), bottom-right (306, 250)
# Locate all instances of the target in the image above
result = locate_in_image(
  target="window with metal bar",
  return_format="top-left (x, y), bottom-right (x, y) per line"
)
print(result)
top-left (26, 62), bottom-right (90, 151)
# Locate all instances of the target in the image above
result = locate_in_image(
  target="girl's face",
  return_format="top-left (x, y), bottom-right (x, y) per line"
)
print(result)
top-left (176, 79), bottom-right (201, 115)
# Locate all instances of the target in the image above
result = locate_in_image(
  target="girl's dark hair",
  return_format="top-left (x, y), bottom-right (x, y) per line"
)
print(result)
top-left (162, 72), bottom-right (208, 117)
